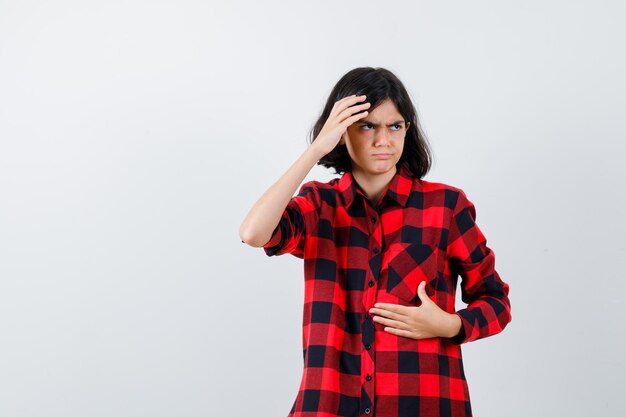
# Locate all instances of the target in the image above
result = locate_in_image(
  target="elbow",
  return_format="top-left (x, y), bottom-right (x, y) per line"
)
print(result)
top-left (239, 224), bottom-right (266, 248)
top-left (239, 225), bottom-right (255, 246)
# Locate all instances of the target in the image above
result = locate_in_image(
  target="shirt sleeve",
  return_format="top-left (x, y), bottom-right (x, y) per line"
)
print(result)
top-left (446, 188), bottom-right (512, 345)
top-left (262, 181), bottom-right (320, 259)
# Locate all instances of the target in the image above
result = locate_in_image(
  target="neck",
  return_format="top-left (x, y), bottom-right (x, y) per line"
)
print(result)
top-left (351, 166), bottom-right (397, 205)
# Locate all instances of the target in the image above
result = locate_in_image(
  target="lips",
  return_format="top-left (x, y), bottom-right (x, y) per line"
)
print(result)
top-left (373, 153), bottom-right (392, 159)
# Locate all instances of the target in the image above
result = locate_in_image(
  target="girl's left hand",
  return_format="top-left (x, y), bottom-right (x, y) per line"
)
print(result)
top-left (368, 281), bottom-right (462, 340)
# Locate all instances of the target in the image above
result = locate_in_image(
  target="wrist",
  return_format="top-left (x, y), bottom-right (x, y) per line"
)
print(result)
top-left (307, 143), bottom-right (331, 160)
top-left (445, 312), bottom-right (463, 338)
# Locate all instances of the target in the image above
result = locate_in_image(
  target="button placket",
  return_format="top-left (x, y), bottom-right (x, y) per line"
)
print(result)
top-left (362, 205), bottom-right (380, 417)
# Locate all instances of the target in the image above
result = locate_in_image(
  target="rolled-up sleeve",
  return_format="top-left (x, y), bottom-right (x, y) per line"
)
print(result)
top-left (263, 181), bottom-right (320, 259)
top-left (446, 188), bottom-right (512, 345)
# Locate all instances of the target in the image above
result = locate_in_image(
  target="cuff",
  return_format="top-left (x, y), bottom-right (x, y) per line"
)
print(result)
top-left (448, 309), bottom-right (474, 345)
top-left (262, 226), bottom-right (283, 256)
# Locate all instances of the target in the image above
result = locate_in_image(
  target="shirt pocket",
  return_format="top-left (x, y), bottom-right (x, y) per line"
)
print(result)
top-left (385, 242), bottom-right (438, 304)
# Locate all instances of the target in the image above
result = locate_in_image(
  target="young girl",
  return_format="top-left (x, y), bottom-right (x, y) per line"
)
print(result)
top-left (239, 67), bottom-right (512, 417)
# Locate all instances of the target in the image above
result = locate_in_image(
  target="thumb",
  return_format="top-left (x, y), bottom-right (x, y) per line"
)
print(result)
top-left (416, 280), bottom-right (430, 303)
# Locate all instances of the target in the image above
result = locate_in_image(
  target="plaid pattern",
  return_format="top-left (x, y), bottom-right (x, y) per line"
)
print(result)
top-left (262, 163), bottom-right (511, 417)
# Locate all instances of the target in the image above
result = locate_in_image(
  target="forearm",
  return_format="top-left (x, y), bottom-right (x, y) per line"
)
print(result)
top-left (239, 145), bottom-right (325, 247)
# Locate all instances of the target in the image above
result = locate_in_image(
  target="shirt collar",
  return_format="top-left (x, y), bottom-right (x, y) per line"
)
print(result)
top-left (337, 163), bottom-right (415, 209)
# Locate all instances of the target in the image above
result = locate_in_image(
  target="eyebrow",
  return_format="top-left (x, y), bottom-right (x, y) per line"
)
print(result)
top-left (358, 119), bottom-right (406, 126)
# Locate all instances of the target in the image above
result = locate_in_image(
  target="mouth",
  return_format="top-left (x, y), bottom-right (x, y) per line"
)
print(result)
top-left (373, 153), bottom-right (392, 159)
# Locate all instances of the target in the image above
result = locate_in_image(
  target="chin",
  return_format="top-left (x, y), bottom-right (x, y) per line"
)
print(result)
top-left (370, 164), bottom-right (396, 174)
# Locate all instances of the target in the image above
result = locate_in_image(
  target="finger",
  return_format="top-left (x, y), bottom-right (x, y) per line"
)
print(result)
top-left (332, 97), bottom-right (368, 125)
top-left (339, 94), bottom-right (366, 104)
top-left (331, 94), bottom-right (367, 118)
top-left (338, 101), bottom-right (371, 123)
top-left (340, 109), bottom-right (368, 128)
top-left (416, 281), bottom-right (429, 302)
top-left (369, 307), bottom-right (405, 321)
top-left (383, 326), bottom-right (417, 340)
top-left (372, 315), bottom-right (408, 330)
top-left (372, 303), bottom-right (409, 316)
top-left (331, 94), bottom-right (364, 114)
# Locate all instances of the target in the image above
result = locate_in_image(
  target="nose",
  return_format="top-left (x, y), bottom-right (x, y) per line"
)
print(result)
top-left (373, 127), bottom-right (391, 146)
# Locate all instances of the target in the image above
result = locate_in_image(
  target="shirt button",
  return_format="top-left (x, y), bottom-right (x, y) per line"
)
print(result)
top-left (370, 216), bottom-right (376, 223)
top-left (368, 280), bottom-right (374, 287)
top-left (366, 374), bottom-right (372, 381)
top-left (365, 344), bottom-right (371, 350)
top-left (373, 247), bottom-right (379, 254)
top-left (365, 407), bottom-right (371, 414)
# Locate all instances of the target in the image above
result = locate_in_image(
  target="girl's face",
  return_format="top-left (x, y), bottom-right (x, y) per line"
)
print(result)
top-left (341, 98), bottom-right (411, 177)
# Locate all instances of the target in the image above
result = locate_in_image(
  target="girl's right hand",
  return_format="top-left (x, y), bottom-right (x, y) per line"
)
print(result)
top-left (311, 95), bottom-right (371, 156)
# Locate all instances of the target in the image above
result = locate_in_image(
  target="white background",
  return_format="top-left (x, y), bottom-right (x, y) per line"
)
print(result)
top-left (1, 1), bottom-right (625, 416)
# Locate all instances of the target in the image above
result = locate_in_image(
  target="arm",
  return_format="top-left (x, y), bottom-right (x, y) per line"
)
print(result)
top-left (239, 94), bottom-right (371, 249)
top-left (446, 189), bottom-right (512, 345)
top-left (238, 145), bottom-right (324, 248)
top-left (364, 189), bottom-right (510, 342)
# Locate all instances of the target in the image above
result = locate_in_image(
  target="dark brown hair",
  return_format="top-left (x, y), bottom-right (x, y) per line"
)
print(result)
top-left (309, 67), bottom-right (433, 178)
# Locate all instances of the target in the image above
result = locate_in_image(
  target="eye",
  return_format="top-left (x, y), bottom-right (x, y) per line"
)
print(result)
top-left (391, 124), bottom-right (402, 131)
top-left (361, 123), bottom-right (374, 130)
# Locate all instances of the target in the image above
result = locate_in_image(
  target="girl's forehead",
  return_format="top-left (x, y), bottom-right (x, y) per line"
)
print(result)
top-left (366, 99), bottom-right (403, 121)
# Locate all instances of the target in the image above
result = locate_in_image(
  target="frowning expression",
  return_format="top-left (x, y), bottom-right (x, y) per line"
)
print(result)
top-left (340, 98), bottom-right (411, 176)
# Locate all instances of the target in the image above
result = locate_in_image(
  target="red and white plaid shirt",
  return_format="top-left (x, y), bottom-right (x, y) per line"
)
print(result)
top-left (262, 163), bottom-right (512, 417)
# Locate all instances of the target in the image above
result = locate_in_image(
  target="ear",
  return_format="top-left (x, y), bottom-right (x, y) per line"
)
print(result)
top-left (406, 121), bottom-right (411, 130)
